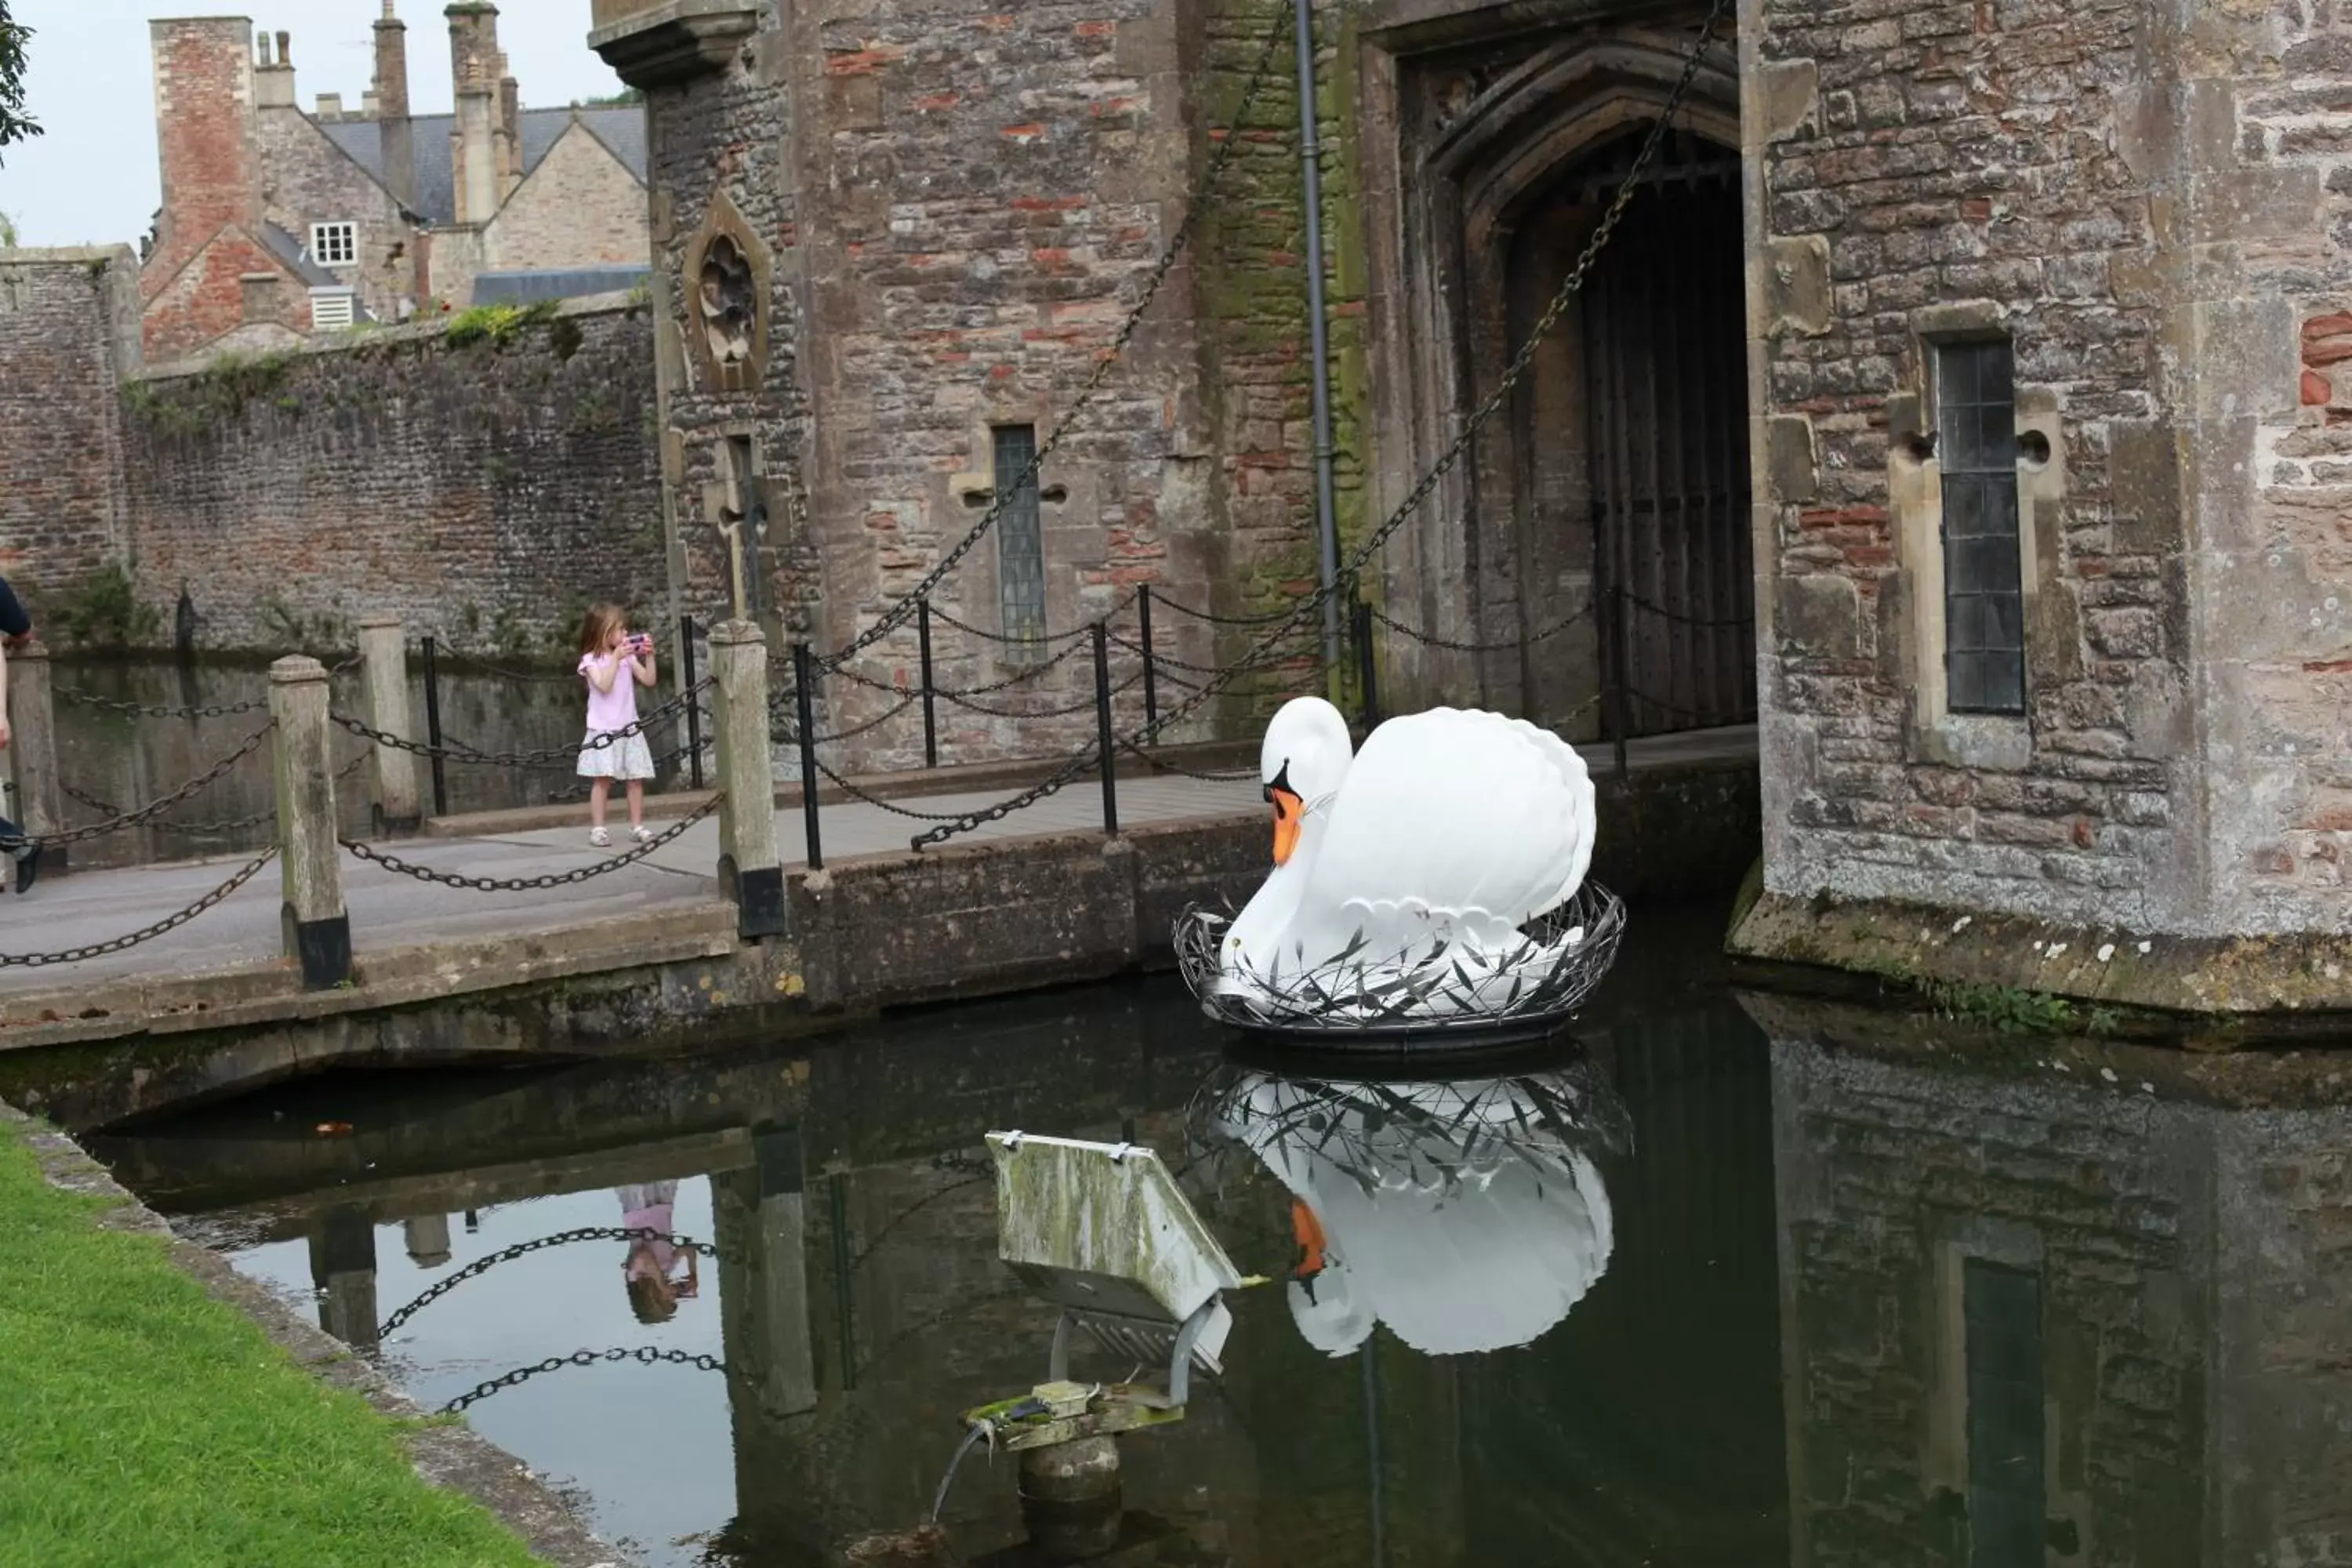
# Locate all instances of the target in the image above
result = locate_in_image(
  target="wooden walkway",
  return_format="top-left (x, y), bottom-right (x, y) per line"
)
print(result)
top-left (0, 726), bottom-right (1756, 1000)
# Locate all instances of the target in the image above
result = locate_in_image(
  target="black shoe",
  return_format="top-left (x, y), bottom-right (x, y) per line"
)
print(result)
top-left (14, 844), bottom-right (39, 895)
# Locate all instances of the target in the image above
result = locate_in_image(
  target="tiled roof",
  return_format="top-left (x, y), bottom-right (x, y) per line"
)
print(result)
top-left (319, 104), bottom-right (648, 227)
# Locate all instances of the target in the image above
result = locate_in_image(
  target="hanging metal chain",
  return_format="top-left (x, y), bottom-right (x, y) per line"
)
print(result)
top-left (920, 592), bottom-right (1137, 651)
top-left (824, 633), bottom-right (1096, 700)
top-left (1144, 592), bottom-right (1301, 628)
top-left (1616, 585), bottom-right (1755, 629)
top-left (771, 689), bottom-right (921, 750)
top-left (329, 679), bottom-right (710, 770)
top-left (339, 793), bottom-right (721, 893)
top-left (935, 667), bottom-right (1142, 720)
top-left (807, 754), bottom-right (1005, 822)
top-left (54, 688), bottom-right (269, 720)
top-left (22, 720), bottom-right (277, 847)
top-left (379, 1225), bottom-right (729, 1338)
top-left (907, 0), bottom-right (1729, 849)
top-left (1364, 600), bottom-right (1595, 654)
top-left (433, 648), bottom-right (579, 684)
top-left (1116, 736), bottom-right (1259, 782)
top-left (818, 0), bottom-right (1299, 671)
top-left (60, 747), bottom-right (372, 838)
top-left (441, 1345), bottom-right (726, 1415)
top-left (0, 848), bottom-right (278, 967)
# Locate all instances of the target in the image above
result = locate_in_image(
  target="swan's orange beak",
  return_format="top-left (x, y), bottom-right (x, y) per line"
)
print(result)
top-left (1269, 786), bottom-right (1304, 866)
top-left (1290, 1198), bottom-right (1327, 1281)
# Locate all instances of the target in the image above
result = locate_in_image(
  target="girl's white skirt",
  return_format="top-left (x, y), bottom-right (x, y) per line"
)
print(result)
top-left (577, 729), bottom-right (656, 781)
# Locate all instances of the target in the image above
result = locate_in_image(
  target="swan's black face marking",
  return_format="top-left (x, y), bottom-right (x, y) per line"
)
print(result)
top-left (1263, 759), bottom-right (1294, 804)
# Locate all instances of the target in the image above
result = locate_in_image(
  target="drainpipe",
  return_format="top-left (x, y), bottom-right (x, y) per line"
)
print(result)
top-left (1293, 0), bottom-right (1343, 686)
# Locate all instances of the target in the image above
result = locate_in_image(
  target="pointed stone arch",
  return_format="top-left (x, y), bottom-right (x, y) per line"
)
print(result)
top-left (680, 187), bottom-right (771, 394)
top-left (1360, 18), bottom-right (1746, 729)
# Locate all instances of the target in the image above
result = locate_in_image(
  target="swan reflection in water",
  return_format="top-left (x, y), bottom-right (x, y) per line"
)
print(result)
top-left (1193, 1051), bottom-right (1631, 1359)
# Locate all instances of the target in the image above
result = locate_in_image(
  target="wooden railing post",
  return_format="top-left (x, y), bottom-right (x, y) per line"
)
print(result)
top-left (357, 615), bottom-right (419, 834)
top-left (270, 655), bottom-right (350, 988)
top-left (710, 619), bottom-right (785, 939)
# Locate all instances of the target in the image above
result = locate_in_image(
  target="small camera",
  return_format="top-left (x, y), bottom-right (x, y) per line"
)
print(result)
top-left (626, 631), bottom-right (652, 653)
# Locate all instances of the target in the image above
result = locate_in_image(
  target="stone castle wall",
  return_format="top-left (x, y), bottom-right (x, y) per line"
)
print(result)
top-left (0, 249), bottom-right (141, 604)
top-left (120, 296), bottom-right (663, 657)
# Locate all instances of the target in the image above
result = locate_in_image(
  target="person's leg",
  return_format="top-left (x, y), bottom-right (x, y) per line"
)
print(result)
top-left (625, 779), bottom-right (645, 831)
top-left (588, 776), bottom-right (612, 842)
top-left (0, 812), bottom-right (32, 896)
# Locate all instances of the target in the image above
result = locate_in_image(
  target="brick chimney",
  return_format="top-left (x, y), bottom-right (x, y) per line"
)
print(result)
top-left (147, 17), bottom-right (264, 284)
top-left (372, 0), bottom-right (416, 209)
top-left (446, 3), bottom-right (503, 226)
top-left (498, 57), bottom-right (522, 200)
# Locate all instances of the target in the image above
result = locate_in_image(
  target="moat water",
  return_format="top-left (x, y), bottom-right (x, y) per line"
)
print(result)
top-left (45, 657), bottom-right (691, 870)
top-left (79, 900), bottom-right (2352, 1567)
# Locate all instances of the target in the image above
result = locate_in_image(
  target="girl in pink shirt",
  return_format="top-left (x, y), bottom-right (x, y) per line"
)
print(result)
top-left (576, 603), bottom-right (659, 848)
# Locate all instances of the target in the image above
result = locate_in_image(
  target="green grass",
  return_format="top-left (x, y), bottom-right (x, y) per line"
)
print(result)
top-left (0, 1126), bottom-right (542, 1568)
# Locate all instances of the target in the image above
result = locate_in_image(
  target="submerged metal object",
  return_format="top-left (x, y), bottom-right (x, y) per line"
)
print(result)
top-left (956, 1131), bottom-right (1253, 1465)
top-left (1172, 881), bottom-right (1629, 1047)
top-left (985, 1131), bottom-right (1243, 1406)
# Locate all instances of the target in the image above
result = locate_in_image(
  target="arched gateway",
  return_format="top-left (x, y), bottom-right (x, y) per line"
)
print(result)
top-left (1364, 19), bottom-right (1755, 741)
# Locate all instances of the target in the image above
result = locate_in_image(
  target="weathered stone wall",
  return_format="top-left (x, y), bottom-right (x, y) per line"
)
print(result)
top-left (0, 249), bottom-right (141, 601)
top-left (1747, 0), bottom-right (2352, 947)
top-left (120, 296), bottom-right (663, 656)
top-left (481, 122), bottom-right (649, 280)
top-left (1747, 0), bottom-right (2187, 929)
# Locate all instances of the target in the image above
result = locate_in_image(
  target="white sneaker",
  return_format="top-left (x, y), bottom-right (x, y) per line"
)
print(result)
top-left (630, 825), bottom-right (655, 845)
top-left (589, 826), bottom-right (612, 848)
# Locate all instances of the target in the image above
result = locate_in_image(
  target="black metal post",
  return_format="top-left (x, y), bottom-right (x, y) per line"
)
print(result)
top-left (1606, 590), bottom-right (1629, 782)
top-left (793, 641), bottom-right (822, 870)
top-left (1092, 620), bottom-right (1119, 838)
top-left (1137, 584), bottom-right (1159, 739)
top-left (916, 597), bottom-right (938, 769)
top-left (679, 613), bottom-right (705, 790)
top-left (1353, 597), bottom-right (1381, 732)
top-left (419, 635), bottom-right (448, 817)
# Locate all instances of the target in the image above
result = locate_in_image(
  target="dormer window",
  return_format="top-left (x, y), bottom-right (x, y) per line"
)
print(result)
top-left (310, 221), bottom-right (357, 267)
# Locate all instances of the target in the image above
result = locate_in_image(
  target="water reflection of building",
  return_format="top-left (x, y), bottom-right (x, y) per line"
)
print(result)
top-left (1755, 994), bottom-right (2352, 1568)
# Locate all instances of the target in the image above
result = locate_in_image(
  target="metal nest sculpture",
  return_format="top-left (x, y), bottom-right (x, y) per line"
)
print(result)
top-left (1174, 881), bottom-right (1628, 1047)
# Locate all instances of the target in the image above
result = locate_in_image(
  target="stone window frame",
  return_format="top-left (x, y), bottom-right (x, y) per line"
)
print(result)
top-left (948, 399), bottom-right (1070, 666)
top-left (310, 221), bottom-right (357, 267)
top-left (1893, 304), bottom-right (2065, 771)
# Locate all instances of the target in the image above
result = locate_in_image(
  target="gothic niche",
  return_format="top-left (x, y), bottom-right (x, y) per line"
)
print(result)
top-left (699, 234), bottom-right (756, 372)
top-left (680, 194), bottom-right (771, 394)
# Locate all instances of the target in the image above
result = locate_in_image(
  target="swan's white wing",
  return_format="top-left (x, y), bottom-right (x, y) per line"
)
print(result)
top-left (1292, 708), bottom-right (1595, 958)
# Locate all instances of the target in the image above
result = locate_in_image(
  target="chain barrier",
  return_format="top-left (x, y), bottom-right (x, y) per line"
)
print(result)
top-left (907, 0), bottom-right (1729, 848)
top-left (808, 753), bottom-right (1026, 822)
top-left (10, 720), bottom-right (278, 848)
top-left (1116, 737), bottom-right (1259, 782)
top-left (823, 633), bottom-right (1096, 701)
top-left (1617, 586), bottom-right (1756, 630)
top-left (815, 0), bottom-right (1297, 671)
top-left (379, 1225), bottom-right (728, 1338)
top-left (1104, 630), bottom-right (1316, 677)
top-left (56, 746), bottom-right (368, 838)
top-left (771, 689), bottom-right (920, 750)
top-left (1366, 601), bottom-right (1594, 655)
top-left (1618, 684), bottom-right (1750, 726)
top-left (441, 1345), bottom-right (725, 1415)
top-left (56, 688), bottom-right (269, 720)
top-left (0, 848), bottom-right (278, 967)
top-left (935, 667), bottom-right (1142, 720)
top-left (1145, 592), bottom-right (1301, 628)
top-left (339, 792), bottom-right (721, 892)
top-left (329, 679), bottom-right (710, 771)
top-left (921, 593), bottom-right (1136, 652)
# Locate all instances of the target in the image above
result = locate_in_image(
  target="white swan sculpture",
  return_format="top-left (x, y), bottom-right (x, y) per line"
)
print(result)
top-left (1175, 697), bottom-right (1624, 1036)
top-left (1207, 1065), bottom-right (1623, 1357)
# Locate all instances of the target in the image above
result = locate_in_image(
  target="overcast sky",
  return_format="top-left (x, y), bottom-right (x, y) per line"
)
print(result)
top-left (0, 1), bottom-right (629, 249)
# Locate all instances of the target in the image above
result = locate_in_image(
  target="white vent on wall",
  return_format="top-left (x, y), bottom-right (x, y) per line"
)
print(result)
top-left (310, 221), bottom-right (357, 267)
top-left (309, 288), bottom-right (357, 331)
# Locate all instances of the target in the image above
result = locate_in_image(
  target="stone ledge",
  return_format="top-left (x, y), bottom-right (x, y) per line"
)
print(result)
top-left (1728, 887), bottom-right (2352, 1038)
top-left (0, 1102), bottom-right (627, 1567)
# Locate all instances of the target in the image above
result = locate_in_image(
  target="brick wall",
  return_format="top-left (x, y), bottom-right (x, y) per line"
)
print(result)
top-left (120, 296), bottom-right (663, 656)
top-left (0, 249), bottom-right (140, 601)
top-left (256, 101), bottom-right (416, 324)
top-left (481, 120), bottom-right (648, 277)
top-left (144, 17), bottom-right (274, 363)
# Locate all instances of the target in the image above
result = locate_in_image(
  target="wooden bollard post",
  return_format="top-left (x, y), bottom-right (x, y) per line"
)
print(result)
top-left (5, 638), bottom-right (66, 878)
top-left (709, 619), bottom-right (785, 939)
top-left (357, 615), bottom-right (420, 834)
top-left (270, 655), bottom-right (350, 988)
